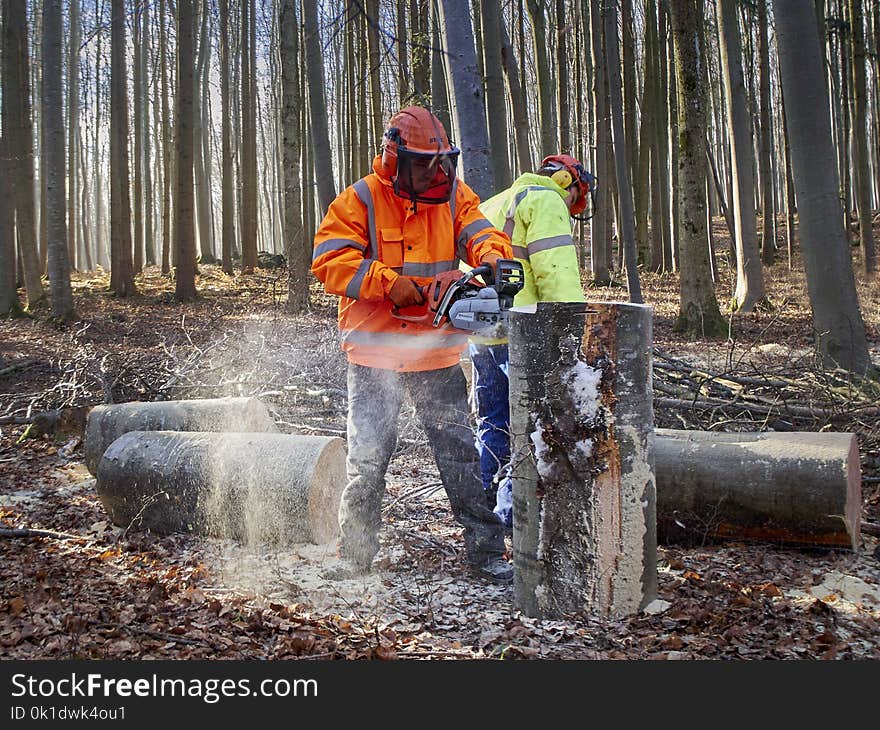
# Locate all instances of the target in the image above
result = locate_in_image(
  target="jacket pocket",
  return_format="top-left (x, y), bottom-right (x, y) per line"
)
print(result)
top-left (380, 228), bottom-right (405, 269)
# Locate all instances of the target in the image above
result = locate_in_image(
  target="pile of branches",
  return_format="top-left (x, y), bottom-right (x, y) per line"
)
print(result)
top-left (652, 348), bottom-right (880, 436)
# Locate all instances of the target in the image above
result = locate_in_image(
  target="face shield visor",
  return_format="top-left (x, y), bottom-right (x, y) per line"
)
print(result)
top-left (392, 147), bottom-right (460, 205)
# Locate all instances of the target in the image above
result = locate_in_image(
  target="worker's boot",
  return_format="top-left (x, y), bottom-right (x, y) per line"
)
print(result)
top-left (472, 556), bottom-right (513, 584)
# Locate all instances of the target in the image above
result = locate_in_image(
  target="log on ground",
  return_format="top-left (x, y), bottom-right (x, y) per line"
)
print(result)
top-left (95, 431), bottom-right (346, 545)
top-left (84, 397), bottom-right (278, 475)
top-left (655, 428), bottom-right (861, 550)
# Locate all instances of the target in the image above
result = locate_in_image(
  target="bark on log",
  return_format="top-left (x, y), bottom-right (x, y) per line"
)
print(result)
top-left (95, 431), bottom-right (346, 545)
top-left (655, 428), bottom-right (861, 550)
top-left (509, 301), bottom-right (657, 619)
top-left (84, 397), bottom-right (278, 475)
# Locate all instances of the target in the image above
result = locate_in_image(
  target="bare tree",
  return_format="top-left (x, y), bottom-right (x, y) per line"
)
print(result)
top-left (302, 0), bottom-right (335, 213)
top-left (774, 0), bottom-right (872, 373)
top-left (604, 0), bottom-right (642, 303)
top-left (716, 0), bottom-right (764, 312)
top-left (848, 0), bottom-right (876, 274)
top-left (2, 0), bottom-right (44, 307)
top-left (109, 0), bottom-right (136, 296)
top-left (42, 0), bottom-right (75, 319)
top-left (175, 0), bottom-right (197, 300)
top-left (668, 0), bottom-right (725, 337)
top-left (220, 0), bottom-right (235, 274)
top-left (0, 133), bottom-right (23, 316)
top-left (281, 0), bottom-right (307, 311)
top-left (438, 0), bottom-right (494, 198)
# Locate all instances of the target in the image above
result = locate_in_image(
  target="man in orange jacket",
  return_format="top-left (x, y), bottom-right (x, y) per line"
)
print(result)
top-left (311, 106), bottom-right (514, 583)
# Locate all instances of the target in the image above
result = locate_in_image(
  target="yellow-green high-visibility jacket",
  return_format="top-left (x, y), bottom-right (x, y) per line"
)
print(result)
top-left (479, 173), bottom-right (585, 308)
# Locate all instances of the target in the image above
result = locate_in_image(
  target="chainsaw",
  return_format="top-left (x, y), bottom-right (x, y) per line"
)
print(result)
top-left (392, 259), bottom-right (525, 334)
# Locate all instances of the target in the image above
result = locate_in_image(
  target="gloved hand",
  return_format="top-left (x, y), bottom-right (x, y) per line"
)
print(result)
top-left (388, 276), bottom-right (424, 308)
top-left (480, 254), bottom-right (501, 274)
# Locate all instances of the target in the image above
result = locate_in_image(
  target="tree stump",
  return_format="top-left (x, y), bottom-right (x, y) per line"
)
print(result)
top-left (95, 431), bottom-right (346, 545)
top-left (655, 428), bottom-right (861, 550)
top-left (84, 397), bottom-right (278, 476)
top-left (509, 301), bottom-right (657, 619)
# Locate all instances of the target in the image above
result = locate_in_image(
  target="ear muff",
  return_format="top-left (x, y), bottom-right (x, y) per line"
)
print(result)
top-left (550, 168), bottom-right (574, 190)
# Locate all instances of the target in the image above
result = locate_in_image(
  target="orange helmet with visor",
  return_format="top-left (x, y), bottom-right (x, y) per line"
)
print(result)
top-left (382, 106), bottom-right (461, 206)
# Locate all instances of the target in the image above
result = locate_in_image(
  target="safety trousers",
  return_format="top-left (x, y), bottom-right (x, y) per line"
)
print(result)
top-left (339, 362), bottom-right (506, 568)
top-left (468, 342), bottom-right (513, 529)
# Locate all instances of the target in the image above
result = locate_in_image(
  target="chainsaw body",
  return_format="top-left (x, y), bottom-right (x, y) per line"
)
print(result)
top-left (392, 259), bottom-right (525, 334)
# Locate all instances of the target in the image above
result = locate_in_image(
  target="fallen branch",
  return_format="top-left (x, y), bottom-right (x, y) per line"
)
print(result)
top-left (861, 522), bottom-right (880, 538)
top-left (0, 526), bottom-right (84, 540)
top-left (0, 358), bottom-right (39, 379)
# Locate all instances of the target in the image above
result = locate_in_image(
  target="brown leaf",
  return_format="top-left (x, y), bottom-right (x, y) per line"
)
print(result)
top-left (8, 597), bottom-right (26, 616)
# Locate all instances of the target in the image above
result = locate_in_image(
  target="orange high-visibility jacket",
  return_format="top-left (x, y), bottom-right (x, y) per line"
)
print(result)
top-left (312, 156), bottom-right (513, 372)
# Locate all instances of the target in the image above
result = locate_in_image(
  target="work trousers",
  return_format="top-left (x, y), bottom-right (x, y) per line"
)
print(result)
top-left (468, 342), bottom-right (513, 528)
top-left (339, 362), bottom-right (506, 567)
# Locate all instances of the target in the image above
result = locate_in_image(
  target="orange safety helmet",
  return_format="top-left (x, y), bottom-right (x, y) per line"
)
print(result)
top-left (538, 154), bottom-right (597, 217)
top-left (381, 106), bottom-right (461, 205)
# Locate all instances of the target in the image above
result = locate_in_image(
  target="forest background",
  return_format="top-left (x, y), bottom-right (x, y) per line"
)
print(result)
top-left (0, 0), bottom-right (878, 660)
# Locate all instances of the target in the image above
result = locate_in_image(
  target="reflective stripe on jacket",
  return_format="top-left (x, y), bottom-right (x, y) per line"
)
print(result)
top-left (479, 173), bottom-right (585, 307)
top-left (311, 155), bottom-right (513, 372)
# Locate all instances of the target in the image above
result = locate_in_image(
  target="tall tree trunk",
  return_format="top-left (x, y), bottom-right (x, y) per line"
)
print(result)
top-left (717, 0), bottom-right (764, 312)
top-left (430, 0), bottom-right (452, 135)
top-left (525, 0), bottom-right (556, 158)
top-left (758, 0), bottom-right (776, 267)
top-left (68, 0), bottom-right (80, 270)
top-left (110, 0), bottom-right (136, 296)
top-left (2, 0), bottom-right (44, 306)
top-left (302, 0), bottom-right (336, 212)
top-left (556, 0), bottom-right (572, 152)
top-left (365, 0), bottom-right (384, 147)
top-left (589, 0), bottom-right (610, 285)
top-left (281, 0), bottom-right (307, 311)
top-left (133, 3), bottom-right (144, 273)
top-left (194, 0), bottom-right (214, 262)
top-left (635, 0), bottom-right (656, 268)
top-left (42, 0), bottom-right (75, 319)
top-left (622, 0), bottom-right (638, 185)
top-left (0, 133), bottom-right (22, 315)
top-left (604, 0), bottom-right (642, 302)
top-left (668, 0), bottom-right (725, 337)
top-left (774, 0), bottom-right (872, 373)
top-left (656, 3), bottom-right (672, 272)
top-left (175, 0), bottom-right (197, 300)
top-left (439, 0), bottom-right (494, 199)
top-left (143, 0), bottom-right (155, 267)
top-left (499, 22), bottom-right (532, 174)
top-left (849, 0), bottom-right (877, 273)
top-left (220, 0), bottom-right (234, 274)
top-left (160, 0), bottom-right (172, 274)
top-left (481, 0), bottom-right (512, 187)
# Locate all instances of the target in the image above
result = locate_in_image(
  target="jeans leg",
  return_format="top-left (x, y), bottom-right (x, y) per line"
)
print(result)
top-left (468, 343), bottom-right (511, 508)
top-left (339, 364), bottom-right (402, 566)
top-left (407, 365), bottom-right (505, 565)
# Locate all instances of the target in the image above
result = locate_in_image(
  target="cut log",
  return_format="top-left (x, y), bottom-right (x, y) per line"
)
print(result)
top-left (655, 428), bottom-right (861, 550)
top-left (95, 431), bottom-right (346, 545)
top-left (509, 301), bottom-right (657, 619)
top-left (84, 397), bottom-right (278, 476)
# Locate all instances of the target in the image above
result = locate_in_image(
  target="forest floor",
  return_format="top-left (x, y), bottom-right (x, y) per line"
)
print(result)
top-left (1, 230), bottom-right (879, 660)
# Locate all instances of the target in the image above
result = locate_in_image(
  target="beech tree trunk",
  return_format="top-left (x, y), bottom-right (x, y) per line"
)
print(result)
top-left (509, 301), bottom-right (657, 619)
top-left (109, 0), bottom-right (137, 296)
top-left (42, 0), bottom-right (75, 320)
top-left (655, 429), bottom-right (861, 550)
top-left (438, 0), bottom-right (494, 199)
top-left (774, 0), bottom-right (872, 373)
top-left (668, 0), bottom-right (725, 337)
top-left (96, 432), bottom-right (346, 545)
top-left (717, 0), bottom-right (764, 312)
